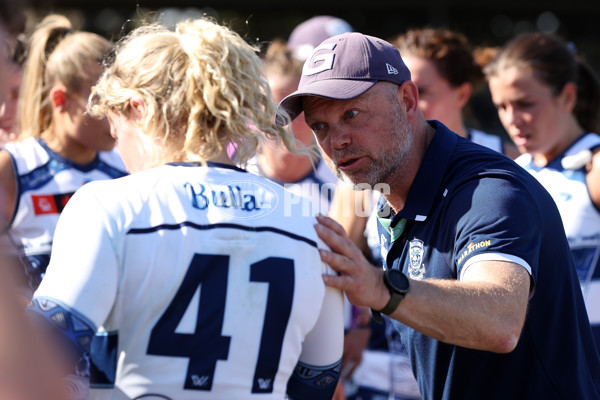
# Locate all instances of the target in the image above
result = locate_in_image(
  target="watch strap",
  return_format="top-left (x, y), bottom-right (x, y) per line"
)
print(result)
top-left (371, 270), bottom-right (407, 323)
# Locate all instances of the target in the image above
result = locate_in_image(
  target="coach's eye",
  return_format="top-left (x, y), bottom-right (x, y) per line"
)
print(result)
top-left (344, 110), bottom-right (359, 119)
top-left (312, 122), bottom-right (325, 132)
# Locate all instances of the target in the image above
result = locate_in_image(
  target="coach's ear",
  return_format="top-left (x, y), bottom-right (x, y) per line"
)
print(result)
top-left (129, 96), bottom-right (147, 124)
top-left (399, 81), bottom-right (419, 123)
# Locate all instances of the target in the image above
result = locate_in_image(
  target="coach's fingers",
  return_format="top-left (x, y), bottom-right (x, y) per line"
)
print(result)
top-left (315, 221), bottom-right (361, 259)
top-left (322, 270), bottom-right (353, 291)
top-left (316, 214), bottom-right (348, 237)
top-left (319, 248), bottom-right (354, 274)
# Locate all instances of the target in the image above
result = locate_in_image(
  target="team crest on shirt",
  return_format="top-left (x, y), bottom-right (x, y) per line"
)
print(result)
top-left (408, 239), bottom-right (426, 280)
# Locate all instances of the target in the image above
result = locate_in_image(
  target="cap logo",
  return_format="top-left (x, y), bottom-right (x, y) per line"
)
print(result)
top-left (302, 43), bottom-right (337, 76)
top-left (386, 63), bottom-right (399, 75)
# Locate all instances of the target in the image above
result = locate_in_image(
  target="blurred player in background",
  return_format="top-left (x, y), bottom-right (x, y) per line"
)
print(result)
top-left (393, 27), bottom-right (518, 158)
top-left (246, 39), bottom-right (338, 216)
top-left (0, 14), bottom-right (127, 297)
top-left (29, 17), bottom-right (344, 399)
top-left (0, 3), bottom-right (68, 399)
top-left (287, 15), bottom-right (354, 62)
top-left (0, 35), bottom-right (24, 146)
top-left (485, 31), bottom-right (600, 354)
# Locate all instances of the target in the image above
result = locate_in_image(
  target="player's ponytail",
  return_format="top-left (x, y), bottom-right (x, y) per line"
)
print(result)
top-left (17, 14), bottom-right (111, 139)
top-left (89, 18), bottom-right (313, 167)
top-left (573, 56), bottom-right (600, 133)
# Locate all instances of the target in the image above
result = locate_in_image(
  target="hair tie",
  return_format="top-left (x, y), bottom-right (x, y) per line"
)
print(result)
top-left (44, 27), bottom-right (72, 57)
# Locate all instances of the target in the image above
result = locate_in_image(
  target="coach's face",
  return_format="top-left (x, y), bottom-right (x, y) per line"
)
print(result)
top-left (303, 81), bottom-right (414, 188)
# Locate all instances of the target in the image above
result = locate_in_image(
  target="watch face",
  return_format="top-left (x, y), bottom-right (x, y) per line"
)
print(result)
top-left (387, 269), bottom-right (410, 292)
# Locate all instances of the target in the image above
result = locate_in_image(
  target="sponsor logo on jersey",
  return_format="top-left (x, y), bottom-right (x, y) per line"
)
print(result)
top-left (257, 378), bottom-right (272, 390)
top-left (185, 180), bottom-right (278, 219)
top-left (31, 192), bottom-right (74, 215)
top-left (457, 240), bottom-right (492, 265)
top-left (190, 374), bottom-right (209, 388)
top-left (408, 239), bottom-right (425, 280)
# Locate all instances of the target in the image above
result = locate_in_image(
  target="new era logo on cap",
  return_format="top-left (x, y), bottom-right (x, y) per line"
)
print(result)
top-left (277, 32), bottom-right (411, 124)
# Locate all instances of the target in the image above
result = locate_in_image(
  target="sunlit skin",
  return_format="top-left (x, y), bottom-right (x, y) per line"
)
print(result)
top-left (258, 72), bottom-right (316, 182)
top-left (106, 110), bottom-right (149, 173)
top-left (41, 65), bottom-right (115, 166)
top-left (488, 66), bottom-right (581, 166)
top-left (303, 82), bottom-right (424, 210)
top-left (403, 54), bottom-right (470, 137)
top-left (0, 66), bottom-right (117, 232)
top-left (107, 98), bottom-right (233, 173)
top-left (0, 62), bottom-right (22, 145)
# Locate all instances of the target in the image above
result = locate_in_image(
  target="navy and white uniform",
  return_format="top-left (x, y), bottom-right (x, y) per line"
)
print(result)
top-left (377, 122), bottom-right (600, 399)
top-left (516, 132), bottom-right (600, 351)
top-left (32, 162), bottom-right (344, 400)
top-left (1, 137), bottom-right (127, 292)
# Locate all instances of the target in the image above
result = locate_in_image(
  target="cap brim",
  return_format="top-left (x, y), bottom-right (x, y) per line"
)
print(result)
top-left (276, 79), bottom-right (377, 125)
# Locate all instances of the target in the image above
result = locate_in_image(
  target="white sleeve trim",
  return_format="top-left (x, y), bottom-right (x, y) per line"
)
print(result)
top-left (459, 252), bottom-right (532, 281)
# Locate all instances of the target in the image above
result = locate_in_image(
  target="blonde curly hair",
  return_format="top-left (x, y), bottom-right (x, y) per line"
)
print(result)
top-left (89, 18), bottom-right (304, 166)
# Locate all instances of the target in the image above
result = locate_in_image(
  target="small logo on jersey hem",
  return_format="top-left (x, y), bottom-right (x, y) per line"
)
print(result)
top-left (408, 239), bottom-right (425, 280)
top-left (256, 378), bottom-right (272, 390)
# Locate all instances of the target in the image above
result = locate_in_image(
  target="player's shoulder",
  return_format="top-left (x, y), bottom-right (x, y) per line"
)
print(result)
top-left (1, 137), bottom-right (48, 170)
top-left (98, 147), bottom-right (127, 171)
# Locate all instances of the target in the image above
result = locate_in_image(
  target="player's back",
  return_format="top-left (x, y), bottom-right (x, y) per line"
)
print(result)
top-left (35, 162), bottom-right (342, 399)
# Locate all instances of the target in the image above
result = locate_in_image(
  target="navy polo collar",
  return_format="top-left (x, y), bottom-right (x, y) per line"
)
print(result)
top-left (388, 121), bottom-right (457, 227)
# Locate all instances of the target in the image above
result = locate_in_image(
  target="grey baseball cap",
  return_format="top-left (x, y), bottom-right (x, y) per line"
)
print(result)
top-left (277, 32), bottom-right (411, 125)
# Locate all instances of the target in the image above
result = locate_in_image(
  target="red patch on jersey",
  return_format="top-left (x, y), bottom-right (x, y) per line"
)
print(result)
top-left (32, 194), bottom-right (59, 215)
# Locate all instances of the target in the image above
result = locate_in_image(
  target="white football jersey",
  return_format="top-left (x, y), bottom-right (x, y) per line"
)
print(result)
top-left (468, 128), bottom-right (504, 154)
top-left (1, 137), bottom-right (127, 292)
top-left (34, 162), bottom-right (344, 400)
top-left (516, 133), bottom-right (600, 327)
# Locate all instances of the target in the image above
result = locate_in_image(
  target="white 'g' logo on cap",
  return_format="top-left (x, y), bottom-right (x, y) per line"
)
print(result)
top-left (303, 43), bottom-right (337, 76)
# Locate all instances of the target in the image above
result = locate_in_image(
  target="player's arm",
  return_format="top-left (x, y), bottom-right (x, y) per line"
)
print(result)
top-left (316, 214), bottom-right (531, 353)
top-left (27, 298), bottom-right (96, 400)
top-left (27, 183), bottom-right (119, 398)
top-left (385, 260), bottom-right (530, 353)
top-left (286, 284), bottom-right (344, 400)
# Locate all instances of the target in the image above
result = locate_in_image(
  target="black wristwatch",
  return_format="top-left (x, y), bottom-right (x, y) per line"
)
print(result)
top-left (372, 269), bottom-right (410, 324)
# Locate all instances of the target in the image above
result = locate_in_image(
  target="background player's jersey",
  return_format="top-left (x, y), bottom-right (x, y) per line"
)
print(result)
top-left (246, 157), bottom-right (338, 215)
top-left (34, 162), bottom-right (344, 400)
top-left (516, 132), bottom-right (600, 350)
top-left (0, 137), bottom-right (127, 292)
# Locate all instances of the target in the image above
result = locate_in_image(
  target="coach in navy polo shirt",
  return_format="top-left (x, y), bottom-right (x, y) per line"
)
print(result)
top-left (277, 32), bottom-right (600, 399)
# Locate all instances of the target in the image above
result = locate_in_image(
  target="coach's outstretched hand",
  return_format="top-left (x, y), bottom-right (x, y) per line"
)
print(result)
top-left (315, 214), bottom-right (389, 311)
